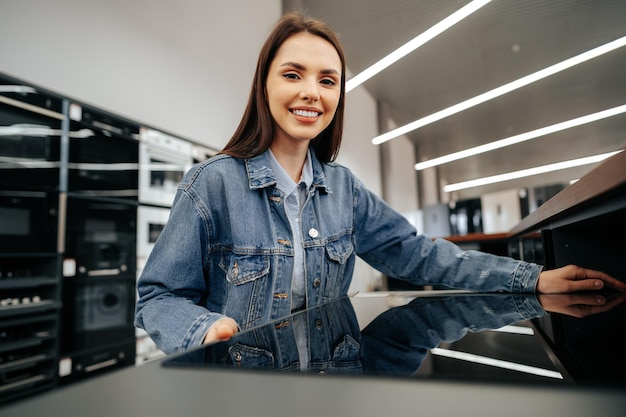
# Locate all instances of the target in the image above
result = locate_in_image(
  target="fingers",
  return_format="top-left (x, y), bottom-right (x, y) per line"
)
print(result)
top-left (214, 321), bottom-right (238, 341)
top-left (573, 266), bottom-right (626, 292)
top-left (203, 318), bottom-right (239, 345)
top-left (567, 278), bottom-right (604, 292)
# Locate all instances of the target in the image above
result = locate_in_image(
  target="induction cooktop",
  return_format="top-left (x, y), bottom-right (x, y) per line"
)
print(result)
top-left (162, 291), bottom-right (626, 390)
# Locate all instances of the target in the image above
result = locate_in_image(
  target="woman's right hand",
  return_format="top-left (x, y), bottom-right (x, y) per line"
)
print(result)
top-left (202, 317), bottom-right (239, 344)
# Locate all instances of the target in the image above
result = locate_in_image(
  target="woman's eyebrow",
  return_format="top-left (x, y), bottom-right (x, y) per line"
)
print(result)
top-left (280, 61), bottom-right (306, 70)
top-left (280, 61), bottom-right (340, 76)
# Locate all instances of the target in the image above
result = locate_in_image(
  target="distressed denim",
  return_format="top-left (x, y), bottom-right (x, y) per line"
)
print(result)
top-left (135, 149), bottom-right (543, 354)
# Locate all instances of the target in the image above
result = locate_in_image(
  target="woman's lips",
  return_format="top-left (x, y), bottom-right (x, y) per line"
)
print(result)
top-left (291, 108), bottom-right (321, 123)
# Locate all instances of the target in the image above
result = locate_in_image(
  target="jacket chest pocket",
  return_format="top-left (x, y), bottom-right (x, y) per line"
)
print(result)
top-left (220, 253), bottom-right (270, 327)
top-left (322, 235), bottom-right (354, 299)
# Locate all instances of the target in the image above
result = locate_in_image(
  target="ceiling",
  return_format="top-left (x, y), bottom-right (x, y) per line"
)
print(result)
top-left (287, 0), bottom-right (626, 200)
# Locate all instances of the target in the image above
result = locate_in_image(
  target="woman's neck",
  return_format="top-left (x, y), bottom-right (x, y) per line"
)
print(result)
top-left (270, 141), bottom-right (308, 183)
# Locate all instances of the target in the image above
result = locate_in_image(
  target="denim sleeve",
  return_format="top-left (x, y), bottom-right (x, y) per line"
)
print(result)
top-left (135, 186), bottom-right (227, 354)
top-left (352, 178), bottom-right (543, 293)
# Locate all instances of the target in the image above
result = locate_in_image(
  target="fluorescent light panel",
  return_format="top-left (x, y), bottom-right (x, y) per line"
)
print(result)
top-left (345, 0), bottom-right (493, 93)
top-left (415, 104), bottom-right (626, 170)
top-left (372, 35), bottom-right (626, 145)
top-left (442, 150), bottom-right (622, 192)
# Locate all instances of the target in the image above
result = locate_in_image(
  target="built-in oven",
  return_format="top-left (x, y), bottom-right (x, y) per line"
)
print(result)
top-left (63, 276), bottom-right (135, 347)
top-left (0, 191), bottom-right (58, 254)
top-left (67, 103), bottom-right (139, 201)
top-left (59, 274), bottom-right (136, 383)
top-left (60, 196), bottom-right (137, 382)
top-left (134, 204), bottom-right (170, 364)
top-left (1, 83), bottom-right (64, 192)
top-left (136, 205), bottom-right (170, 274)
top-left (138, 127), bottom-right (192, 207)
top-left (63, 197), bottom-right (136, 278)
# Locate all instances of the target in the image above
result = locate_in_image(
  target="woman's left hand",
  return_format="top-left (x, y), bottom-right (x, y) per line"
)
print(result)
top-left (536, 264), bottom-right (626, 293)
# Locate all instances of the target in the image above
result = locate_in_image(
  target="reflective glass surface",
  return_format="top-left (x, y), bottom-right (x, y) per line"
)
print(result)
top-left (163, 291), bottom-right (626, 390)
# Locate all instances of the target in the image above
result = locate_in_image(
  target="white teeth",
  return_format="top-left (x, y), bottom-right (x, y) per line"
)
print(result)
top-left (292, 109), bottom-right (319, 118)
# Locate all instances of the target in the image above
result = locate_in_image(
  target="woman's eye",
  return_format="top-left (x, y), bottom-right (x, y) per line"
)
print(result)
top-left (283, 73), bottom-right (300, 80)
top-left (320, 78), bottom-right (336, 86)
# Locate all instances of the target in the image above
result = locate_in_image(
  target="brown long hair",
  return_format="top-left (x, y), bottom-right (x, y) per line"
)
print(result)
top-left (219, 12), bottom-right (346, 163)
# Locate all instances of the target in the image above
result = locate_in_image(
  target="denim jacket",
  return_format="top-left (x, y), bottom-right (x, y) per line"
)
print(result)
top-left (135, 149), bottom-right (543, 354)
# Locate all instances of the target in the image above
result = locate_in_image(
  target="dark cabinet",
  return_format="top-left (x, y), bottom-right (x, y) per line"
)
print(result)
top-left (0, 254), bottom-right (61, 404)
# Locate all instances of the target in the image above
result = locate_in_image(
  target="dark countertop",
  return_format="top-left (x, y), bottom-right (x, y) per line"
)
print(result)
top-left (2, 291), bottom-right (625, 417)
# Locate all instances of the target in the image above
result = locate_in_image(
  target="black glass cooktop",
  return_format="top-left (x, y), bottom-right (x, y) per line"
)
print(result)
top-left (162, 291), bottom-right (626, 390)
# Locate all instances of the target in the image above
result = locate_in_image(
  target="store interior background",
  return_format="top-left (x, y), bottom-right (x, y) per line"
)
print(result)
top-left (1, 0), bottom-right (625, 370)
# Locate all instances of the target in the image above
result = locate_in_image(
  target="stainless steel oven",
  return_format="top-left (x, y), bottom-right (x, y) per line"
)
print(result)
top-left (138, 127), bottom-right (192, 207)
top-left (136, 205), bottom-right (170, 273)
top-left (134, 204), bottom-right (170, 364)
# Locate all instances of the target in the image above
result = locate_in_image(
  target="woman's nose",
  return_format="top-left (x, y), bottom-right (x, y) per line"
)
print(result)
top-left (299, 80), bottom-right (320, 101)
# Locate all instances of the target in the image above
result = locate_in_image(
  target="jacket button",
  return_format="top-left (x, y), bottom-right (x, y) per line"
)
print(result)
top-left (315, 319), bottom-right (323, 330)
top-left (313, 278), bottom-right (321, 288)
top-left (308, 228), bottom-right (319, 238)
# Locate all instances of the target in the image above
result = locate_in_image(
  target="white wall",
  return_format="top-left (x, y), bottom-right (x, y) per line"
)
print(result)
top-left (379, 118), bottom-right (419, 214)
top-left (339, 82), bottom-right (385, 293)
top-left (0, 0), bottom-right (281, 149)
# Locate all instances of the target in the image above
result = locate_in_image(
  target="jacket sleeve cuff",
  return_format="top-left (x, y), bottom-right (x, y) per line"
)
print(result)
top-left (512, 261), bottom-right (544, 293)
top-left (180, 312), bottom-right (229, 352)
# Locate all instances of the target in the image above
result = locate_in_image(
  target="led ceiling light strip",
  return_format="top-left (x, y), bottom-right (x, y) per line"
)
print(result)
top-left (345, 0), bottom-right (493, 93)
top-left (414, 104), bottom-right (626, 170)
top-left (430, 348), bottom-right (563, 379)
top-left (372, 35), bottom-right (626, 145)
top-left (442, 150), bottom-right (622, 192)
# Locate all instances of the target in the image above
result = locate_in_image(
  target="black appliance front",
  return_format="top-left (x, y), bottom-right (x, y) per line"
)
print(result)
top-left (0, 191), bottom-right (58, 254)
top-left (64, 197), bottom-right (137, 278)
top-left (61, 275), bottom-right (136, 351)
top-left (0, 88), bottom-right (63, 192)
top-left (59, 275), bottom-right (136, 383)
top-left (67, 104), bottom-right (140, 200)
top-left (60, 197), bottom-right (137, 383)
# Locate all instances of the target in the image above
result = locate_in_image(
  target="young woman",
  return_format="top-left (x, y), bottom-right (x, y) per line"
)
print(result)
top-left (135, 12), bottom-right (625, 355)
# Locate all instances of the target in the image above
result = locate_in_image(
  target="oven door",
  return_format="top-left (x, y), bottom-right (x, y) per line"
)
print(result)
top-left (138, 128), bottom-right (192, 207)
top-left (0, 89), bottom-right (63, 192)
top-left (62, 276), bottom-right (136, 349)
top-left (64, 198), bottom-right (136, 279)
top-left (0, 191), bottom-right (58, 253)
top-left (67, 104), bottom-right (139, 201)
top-left (136, 205), bottom-right (170, 273)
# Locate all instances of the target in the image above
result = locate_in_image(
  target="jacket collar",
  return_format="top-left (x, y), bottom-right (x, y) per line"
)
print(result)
top-left (245, 148), bottom-right (330, 193)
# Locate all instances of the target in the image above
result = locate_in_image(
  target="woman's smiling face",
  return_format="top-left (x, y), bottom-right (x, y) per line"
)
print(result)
top-left (266, 32), bottom-right (342, 148)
